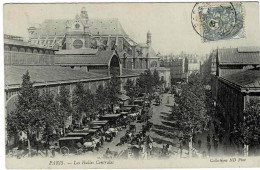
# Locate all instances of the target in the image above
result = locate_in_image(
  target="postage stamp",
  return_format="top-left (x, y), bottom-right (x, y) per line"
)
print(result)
top-left (191, 2), bottom-right (245, 42)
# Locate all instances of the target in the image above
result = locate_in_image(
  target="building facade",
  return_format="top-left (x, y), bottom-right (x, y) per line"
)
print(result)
top-left (210, 47), bottom-right (260, 100)
top-left (216, 68), bottom-right (260, 131)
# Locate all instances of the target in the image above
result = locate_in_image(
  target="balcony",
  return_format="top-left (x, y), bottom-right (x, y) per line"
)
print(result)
top-left (4, 51), bottom-right (55, 65)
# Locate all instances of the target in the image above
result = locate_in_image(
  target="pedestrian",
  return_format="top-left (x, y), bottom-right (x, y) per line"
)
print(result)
top-left (207, 134), bottom-right (211, 143)
top-left (50, 146), bottom-right (55, 157)
top-left (161, 144), bottom-right (165, 156)
top-left (207, 143), bottom-right (211, 156)
top-left (106, 148), bottom-right (112, 155)
top-left (165, 144), bottom-right (170, 155)
top-left (198, 139), bottom-right (202, 149)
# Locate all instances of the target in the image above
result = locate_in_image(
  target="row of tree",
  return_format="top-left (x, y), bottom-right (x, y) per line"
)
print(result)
top-left (232, 98), bottom-right (260, 156)
top-left (6, 69), bottom-right (164, 156)
top-left (124, 69), bottom-right (165, 101)
top-left (170, 73), bottom-right (211, 157)
top-left (6, 71), bottom-right (121, 156)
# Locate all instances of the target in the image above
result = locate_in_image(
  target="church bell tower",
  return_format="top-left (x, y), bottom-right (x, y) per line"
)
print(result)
top-left (80, 7), bottom-right (89, 25)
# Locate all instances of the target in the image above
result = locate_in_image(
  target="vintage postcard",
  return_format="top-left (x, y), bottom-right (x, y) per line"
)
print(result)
top-left (3, 2), bottom-right (260, 169)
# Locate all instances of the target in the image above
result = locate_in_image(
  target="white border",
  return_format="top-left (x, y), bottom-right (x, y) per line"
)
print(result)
top-left (1, 1), bottom-right (259, 170)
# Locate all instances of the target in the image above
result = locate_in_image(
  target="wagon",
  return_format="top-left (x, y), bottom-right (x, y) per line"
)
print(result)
top-left (133, 99), bottom-right (145, 107)
top-left (66, 132), bottom-right (98, 151)
top-left (58, 137), bottom-right (84, 155)
top-left (99, 114), bottom-right (121, 127)
top-left (90, 120), bottom-right (110, 131)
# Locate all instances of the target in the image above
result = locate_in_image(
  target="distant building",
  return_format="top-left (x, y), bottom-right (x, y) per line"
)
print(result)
top-left (169, 58), bottom-right (188, 83)
top-left (187, 58), bottom-right (200, 75)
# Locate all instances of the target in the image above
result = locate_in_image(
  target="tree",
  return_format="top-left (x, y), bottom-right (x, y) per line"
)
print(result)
top-left (171, 76), bottom-right (208, 158)
top-left (6, 71), bottom-right (41, 156)
top-left (160, 76), bottom-right (165, 88)
top-left (38, 89), bottom-right (59, 156)
top-left (56, 86), bottom-right (72, 136)
top-left (105, 74), bottom-right (121, 112)
top-left (72, 82), bottom-right (87, 125)
top-left (95, 84), bottom-right (106, 112)
top-left (85, 89), bottom-right (95, 120)
top-left (153, 69), bottom-right (160, 87)
top-left (124, 79), bottom-right (135, 99)
top-left (232, 98), bottom-right (260, 156)
top-left (136, 70), bottom-right (154, 95)
top-left (136, 75), bottom-right (145, 94)
top-left (144, 69), bottom-right (154, 94)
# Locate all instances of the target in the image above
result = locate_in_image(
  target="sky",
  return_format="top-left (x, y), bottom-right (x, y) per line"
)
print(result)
top-left (3, 2), bottom-right (260, 56)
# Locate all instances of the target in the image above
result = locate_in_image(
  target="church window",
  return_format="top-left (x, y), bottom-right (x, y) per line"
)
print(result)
top-left (151, 61), bottom-right (157, 67)
top-left (75, 23), bottom-right (80, 29)
top-left (73, 39), bottom-right (83, 49)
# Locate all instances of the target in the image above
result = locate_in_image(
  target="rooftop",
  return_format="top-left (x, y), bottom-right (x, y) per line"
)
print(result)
top-left (4, 36), bottom-right (53, 50)
top-left (221, 67), bottom-right (260, 89)
top-left (30, 18), bottom-right (127, 38)
top-left (5, 65), bottom-right (108, 87)
top-left (55, 50), bottom-right (116, 65)
top-left (218, 47), bottom-right (260, 65)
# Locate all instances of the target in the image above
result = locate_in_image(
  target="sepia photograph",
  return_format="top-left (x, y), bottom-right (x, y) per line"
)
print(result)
top-left (3, 1), bottom-right (260, 169)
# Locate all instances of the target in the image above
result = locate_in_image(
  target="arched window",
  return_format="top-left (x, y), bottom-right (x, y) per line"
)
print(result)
top-left (11, 47), bottom-right (18, 52)
top-left (33, 49), bottom-right (38, 53)
top-left (111, 40), bottom-right (116, 50)
top-left (110, 55), bottom-right (120, 76)
top-left (135, 60), bottom-right (139, 69)
top-left (151, 61), bottom-right (157, 67)
top-left (126, 61), bottom-right (131, 69)
top-left (39, 50), bottom-right (44, 54)
top-left (19, 48), bottom-right (25, 53)
top-left (4, 45), bottom-right (10, 51)
top-left (26, 48), bottom-right (32, 53)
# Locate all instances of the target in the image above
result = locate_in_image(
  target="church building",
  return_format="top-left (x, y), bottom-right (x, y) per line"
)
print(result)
top-left (28, 7), bottom-right (161, 71)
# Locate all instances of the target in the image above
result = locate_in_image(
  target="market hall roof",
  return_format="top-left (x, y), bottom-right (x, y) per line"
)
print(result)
top-left (30, 18), bottom-right (127, 38)
top-left (4, 35), bottom-right (53, 50)
top-left (217, 47), bottom-right (260, 65)
top-left (55, 50), bottom-right (118, 66)
top-left (5, 65), bottom-right (109, 88)
top-left (219, 67), bottom-right (260, 91)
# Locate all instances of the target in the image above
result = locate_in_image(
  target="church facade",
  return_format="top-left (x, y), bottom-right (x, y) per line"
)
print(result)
top-left (28, 7), bottom-right (161, 71)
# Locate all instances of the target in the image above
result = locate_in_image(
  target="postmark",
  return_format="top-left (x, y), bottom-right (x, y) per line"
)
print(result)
top-left (191, 2), bottom-right (244, 42)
